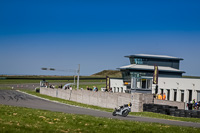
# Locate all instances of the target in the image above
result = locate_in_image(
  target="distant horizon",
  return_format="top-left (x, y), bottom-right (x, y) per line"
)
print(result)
top-left (1, 71), bottom-right (200, 77)
top-left (0, 69), bottom-right (119, 76)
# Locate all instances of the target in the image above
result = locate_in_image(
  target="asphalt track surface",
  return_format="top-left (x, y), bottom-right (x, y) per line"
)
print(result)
top-left (1, 90), bottom-right (200, 128)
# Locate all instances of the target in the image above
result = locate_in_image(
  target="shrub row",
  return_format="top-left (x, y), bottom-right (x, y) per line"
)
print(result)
top-left (143, 104), bottom-right (200, 118)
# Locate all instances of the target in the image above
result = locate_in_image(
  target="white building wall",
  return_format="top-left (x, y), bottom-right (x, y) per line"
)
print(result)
top-left (156, 77), bottom-right (200, 103)
top-left (184, 90), bottom-right (189, 103)
top-left (110, 78), bottom-right (127, 93)
top-left (177, 89), bottom-right (181, 102)
top-left (193, 90), bottom-right (197, 101)
top-left (110, 77), bottom-right (200, 104)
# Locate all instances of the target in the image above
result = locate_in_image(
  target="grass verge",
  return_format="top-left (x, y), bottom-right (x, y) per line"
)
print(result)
top-left (21, 90), bottom-right (200, 123)
top-left (0, 87), bottom-right (12, 90)
top-left (0, 104), bottom-right (199, 133)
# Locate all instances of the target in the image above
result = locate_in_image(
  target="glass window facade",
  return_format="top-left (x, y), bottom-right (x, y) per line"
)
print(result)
top-left (130, 58), bottom-right (148, 65)
top-left (122, 71), bottom-right (131, 82)
top-left (136, 78), bottom-right (152, 89)
top-left (129, 57), bottom-right (180, 69)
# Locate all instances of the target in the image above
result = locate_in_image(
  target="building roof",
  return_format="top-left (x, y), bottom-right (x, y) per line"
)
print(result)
top-left (118, 64), bottom-right (185, 73)
top-left (125, 54), bottom-right (183, 60)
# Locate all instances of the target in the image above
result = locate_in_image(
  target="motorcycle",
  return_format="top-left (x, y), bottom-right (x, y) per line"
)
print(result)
top-left (112, 103), bottom-right (132, 117)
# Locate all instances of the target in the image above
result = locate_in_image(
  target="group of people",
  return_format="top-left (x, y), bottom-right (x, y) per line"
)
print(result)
top-left (86, 86), bottom-right (98, 92)
top-left (49, 84), bottom-right (55, 89)
top-left (64, 86), bottom-right (73, 90)
top-left (192, 99), bottom-right (200, 110)
top-left (49, 84), bottom-right (73, 90)
top-left (86, 86), bottom-right (113, 93)
top-left (156, 93), bottom-right (166, 100)
top-left (104, 87), bottom-right (113, 92)
top-left (49, 84), bottom-right (62, 89)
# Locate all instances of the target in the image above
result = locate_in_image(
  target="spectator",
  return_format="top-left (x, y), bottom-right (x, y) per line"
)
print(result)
top-left (93, 86), bottom-right (96, 91)
top-left (105, 88), bottom-right (108, 92)
top-left (86, 86), bottom-right (90, 90)
top-left (70, 86), bottom-right (72, 90)
top-left (153, 93), bottom-right (156, 99)
top-left (193, 99), bottom-right (196, 104)
top-left (162, 93), bottom-right (166, 100)
top-left (158, 93), bottom-right (162, 100)
top-left (52, 85), bottom-right (54, 89)
top-left (193, 99), bottom-right (196, 109)
top-left (156, 93), bottom-right (159, 99)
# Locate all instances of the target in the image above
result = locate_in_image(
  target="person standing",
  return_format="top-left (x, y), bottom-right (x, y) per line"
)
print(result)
top-left (70, 86), bottom-right (72, 91)
top-left (69, 86), bottom-right (72, 100)
top-left (162, 93), bottom-right (166, 100)
top-left (158, 93), bottom-right (162, 100)
top-left (96, 87), bottom-right (98, 92)
top-left (86, 86), bottom-right (90, 90)
top-left (193, 99), bottom-right (196, 110)
top-left (156, 93), bottom-right (159, 99)
top-left (93, 86), bottom-right (96, 91)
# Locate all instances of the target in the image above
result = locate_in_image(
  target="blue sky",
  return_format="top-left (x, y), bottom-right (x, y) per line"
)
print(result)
top-left (0, 0), bottom-right (200, 76)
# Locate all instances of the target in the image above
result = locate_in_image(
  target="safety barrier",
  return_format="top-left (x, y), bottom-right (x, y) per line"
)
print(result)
top-left (143, 104), bottom-right (200, 118)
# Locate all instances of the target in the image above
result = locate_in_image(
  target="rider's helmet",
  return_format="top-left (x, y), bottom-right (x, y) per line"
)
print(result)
top-left (128, 102), bottom-right (132, 107)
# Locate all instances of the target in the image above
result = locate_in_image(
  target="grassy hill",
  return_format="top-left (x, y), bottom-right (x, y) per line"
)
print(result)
top-left (91, 70), bottom-right (122, 78)
top-left (182, 75), bottom-right (200, 79)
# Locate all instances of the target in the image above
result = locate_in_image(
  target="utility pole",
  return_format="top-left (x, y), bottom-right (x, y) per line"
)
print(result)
top-left (77, 64), bottom-right (80, 90)
top-left (74, 75), bottom-right (76, 85)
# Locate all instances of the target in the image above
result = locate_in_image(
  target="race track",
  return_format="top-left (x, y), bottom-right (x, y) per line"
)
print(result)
top-left (0, 90), bottom-right (200, 128)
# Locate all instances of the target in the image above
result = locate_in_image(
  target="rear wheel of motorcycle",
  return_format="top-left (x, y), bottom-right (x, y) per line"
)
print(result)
top-left (112, 111), bottom-right (117, 116)
top-left (122, 110), bottom-right (129, 117)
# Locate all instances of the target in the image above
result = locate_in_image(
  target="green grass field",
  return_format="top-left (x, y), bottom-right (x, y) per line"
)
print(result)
top-left (0, 87), bottom-right (13, 90)
top-left (0, 104), bottom-right (199, 133)
top-left (0, 75), bottom-right (106, 85)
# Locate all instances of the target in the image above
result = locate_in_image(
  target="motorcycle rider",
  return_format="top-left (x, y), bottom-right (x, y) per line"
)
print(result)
top-left (113, 102), bottom-right (132, 117)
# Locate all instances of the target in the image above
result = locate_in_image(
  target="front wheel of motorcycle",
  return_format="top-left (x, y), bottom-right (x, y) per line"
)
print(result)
top-left (112, 111), bottom-right (117, 116)
top-left (122, 110), bottom-right (129, 117)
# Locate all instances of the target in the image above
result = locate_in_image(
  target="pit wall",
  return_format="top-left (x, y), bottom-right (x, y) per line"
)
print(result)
top-left (154, 99), bottom-right (185, 109)
top-left (40, 87), bottom-right (154, 112)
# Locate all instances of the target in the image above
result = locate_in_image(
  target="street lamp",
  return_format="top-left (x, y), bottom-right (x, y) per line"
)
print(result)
top-left (41, 64), bottom-right (80, 90)
top-left (77, 64), bottom-right (80, 90)
top-left (41, 68), bottom-right (55, 71)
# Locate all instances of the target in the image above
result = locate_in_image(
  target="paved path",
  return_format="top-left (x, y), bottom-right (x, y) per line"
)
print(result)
top-left (0, 90), bottom-right (200, 128)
